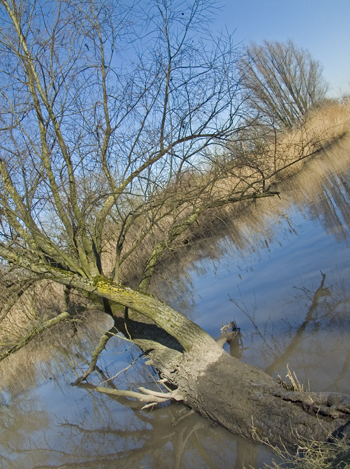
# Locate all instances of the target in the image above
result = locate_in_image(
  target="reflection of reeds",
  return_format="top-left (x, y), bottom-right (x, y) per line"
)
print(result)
top-left (0, 308), bottom-right (113, 393)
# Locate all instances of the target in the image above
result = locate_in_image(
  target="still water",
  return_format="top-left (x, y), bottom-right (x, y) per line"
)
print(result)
top-left (1, 138), bottom-right (350, 468)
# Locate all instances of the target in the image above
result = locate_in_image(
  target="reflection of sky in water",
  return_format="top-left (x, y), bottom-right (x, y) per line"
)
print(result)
top-left (187, 206), bottom-right (350, 333)
top-left (184, 194), bottom-right (350, 395)
top-left (0, 351), bottom-right (156, 467)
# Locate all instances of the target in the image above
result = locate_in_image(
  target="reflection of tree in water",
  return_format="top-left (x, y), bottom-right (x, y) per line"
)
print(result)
top-left (264, 272), bottom-right (331, 376)
top-left (0, 398), bottom-right (49, 468)
top-left (0, 361), bottom-right (262, 469)
top-left (0, 318), bottom-right (270, 469)
top-left (232, 272), bottom-right (350, 394)
top-left (0, 311), bottom-right (114, 394)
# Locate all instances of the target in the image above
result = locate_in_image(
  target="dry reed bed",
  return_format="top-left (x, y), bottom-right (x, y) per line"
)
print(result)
top-left (101, 100), bottom-right (350, 290)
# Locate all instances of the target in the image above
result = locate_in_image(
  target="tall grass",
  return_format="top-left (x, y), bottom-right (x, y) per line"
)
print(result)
top-left (269, 99), bottom-right (350, 174)
top-left (263, 434), bottom-right (350, 469)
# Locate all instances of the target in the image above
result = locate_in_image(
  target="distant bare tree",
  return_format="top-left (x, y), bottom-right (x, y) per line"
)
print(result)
top-left (238, 40), bottom-right (328, 129)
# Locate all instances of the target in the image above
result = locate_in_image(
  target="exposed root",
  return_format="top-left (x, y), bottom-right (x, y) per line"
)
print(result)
top-left (157, 378), bottom-right (173, 392)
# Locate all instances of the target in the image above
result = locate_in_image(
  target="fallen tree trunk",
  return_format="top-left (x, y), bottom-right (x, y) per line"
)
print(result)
top-left (119, 317), bottom-right (350, 449)
top-left (2, 254), bottom-right (350, 448)
top-left (59, 274), bottom-right (349, 449)
top-left (155, 346), bottom-right (350, 447)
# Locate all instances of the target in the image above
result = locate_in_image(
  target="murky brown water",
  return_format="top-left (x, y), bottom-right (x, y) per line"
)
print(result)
top-left (1, 137), bottom-right (350, 468)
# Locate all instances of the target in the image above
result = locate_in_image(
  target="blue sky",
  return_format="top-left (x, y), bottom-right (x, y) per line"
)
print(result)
top-left (212, 0), bottom-right (350, 97)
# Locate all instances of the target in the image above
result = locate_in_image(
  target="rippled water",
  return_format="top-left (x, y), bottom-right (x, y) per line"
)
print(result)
top-left (1, 137), bottom-right (350, 468)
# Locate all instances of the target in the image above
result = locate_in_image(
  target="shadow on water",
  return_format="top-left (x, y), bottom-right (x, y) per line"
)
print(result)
top-left (1, 136), bottom-right (350, 468)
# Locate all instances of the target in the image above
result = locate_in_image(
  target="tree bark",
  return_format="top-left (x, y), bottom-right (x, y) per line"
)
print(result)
top-left (137, 328), bottom-right (350, 448)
